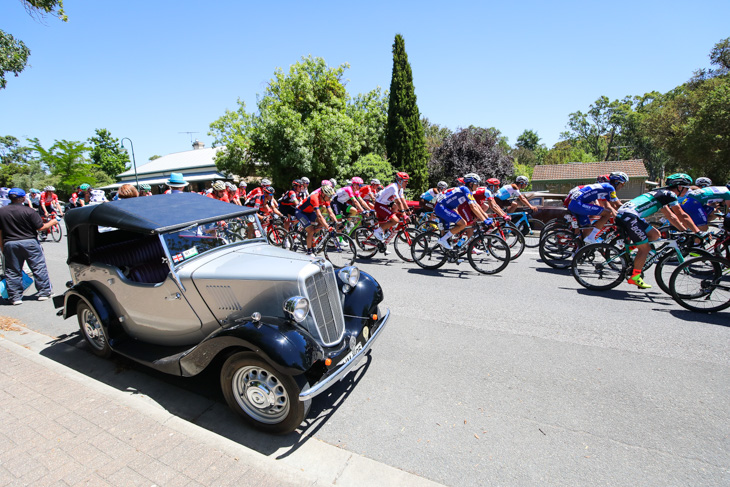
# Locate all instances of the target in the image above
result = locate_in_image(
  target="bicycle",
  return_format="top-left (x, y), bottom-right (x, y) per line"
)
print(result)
top-left (39, 211), bottom-right (63, 242)
top-left (410, 223), bottom-right (511, 275)
top-left (506, 211), bottom-right (545, 248)
top-left (283, 225), bottom-right (357, 268)
top-left (488, 217), bottom-right (525, 259)
top-left (538, 215), bottom-right (619, 269)
top-left (571, 231), bottom-right (712, 293)
top-left (668, 254), bottom-right (730, 313)
top-left (354, 212), bottom-right (418, 263)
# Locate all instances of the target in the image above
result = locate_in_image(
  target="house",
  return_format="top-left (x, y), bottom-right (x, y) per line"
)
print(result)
top-left (103, 141), bottom-right (229, 194)
top-left (531, 160), bottom-right (651, 199)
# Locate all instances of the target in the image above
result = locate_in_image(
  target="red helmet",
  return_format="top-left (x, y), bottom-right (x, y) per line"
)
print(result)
top-left (396, 172), bottom-right (410, 182)
top-left (486, 178), bottom-right (500, 186)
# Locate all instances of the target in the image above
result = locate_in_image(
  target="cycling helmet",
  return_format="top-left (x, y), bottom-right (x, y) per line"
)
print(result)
top-left (486, 178), bottom-right (501, 186)
top-left (395, 172), bottom-right (410, 182)
top-left (370, 178), bottom-right (381, 186)
top-left (666, 173), bottom-right (693, 187)
top-left (44, 185), bottom-right (55, 192)
top-left (437, 181), bottom-right (448, 190)
top-left (261, 178), bottom-right (272, 186)
top-left (139, 183), bottom-right (151, 192)
top-left (321, 179), bottom-right (332, 187)
top-left (239, 181), bottom-right (247, 188)
top-left (609, 171), bottom-right (629, 184)
top-left (596, 174), bottom-right (610, 183)
top-left (695, 177), bottom-right (712, 188)
top-left (329, 178), bottom-right (337, 187)
top-left (350, 176), bottom-right (364, 185)
top-left (292, 179), bottom-right (302, 187)
top-left (212, 181), bottom-right (226, 191)
top-left (320, 185), bottom-right (336, 198)
top-left (463, 173), bottom-right (481, 185)
top-left (79, 183), bottom-right (91, 191)
top-left (225, 182), bottom-right (237, 191)
top-left (301, 177), bottom-right (310, 184)
top-left (264, 186), bottom-right (275, 195)
top-left (515, 176), bottom-right (529, 185)
top-left (29, 188), bottom-right (40, 194)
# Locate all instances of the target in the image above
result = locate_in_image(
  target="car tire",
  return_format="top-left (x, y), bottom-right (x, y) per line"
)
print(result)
top-left (220, 351), bottom-right (310, 434)
top-left (77, 301), bottom-right (112, 358)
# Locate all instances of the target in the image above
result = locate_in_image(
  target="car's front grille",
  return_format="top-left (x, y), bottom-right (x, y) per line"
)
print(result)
top-left (305, 268), bottom-right (344, 346)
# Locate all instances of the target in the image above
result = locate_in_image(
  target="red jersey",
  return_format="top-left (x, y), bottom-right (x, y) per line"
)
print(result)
top-left (207, 192), bottom-right (230, 203)
top-left (472, 187), bottom-right (494, 205)
top-left (40, 191), bottom-right (58, 206)
top-left (358, 185), bottom-right (378, 202)
top-left (297, 193), bottom-right (330, 213)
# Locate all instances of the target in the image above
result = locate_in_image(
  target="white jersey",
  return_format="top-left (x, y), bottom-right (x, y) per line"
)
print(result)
top-left (375, 183), bottom-right (404, 205)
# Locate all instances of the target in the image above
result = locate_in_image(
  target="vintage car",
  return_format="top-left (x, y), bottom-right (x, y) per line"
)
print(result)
top-left (520, 192), bottom-right (569, 224)
top-left (53, 193), bottom-right (390, 434)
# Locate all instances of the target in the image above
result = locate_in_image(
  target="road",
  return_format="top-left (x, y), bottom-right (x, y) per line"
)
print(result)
top-left (4, 237), bottom-right (729, 486)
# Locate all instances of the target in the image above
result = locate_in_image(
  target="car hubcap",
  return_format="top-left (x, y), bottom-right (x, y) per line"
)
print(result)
top-left (232, 366), bottom-right (289, 424)
top-left (81, 308), bottom-right (105, 350)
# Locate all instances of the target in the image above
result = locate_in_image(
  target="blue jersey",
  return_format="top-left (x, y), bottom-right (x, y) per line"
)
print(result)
top-left (437, 186), bottom-right (475, 209)
top-left (574, 183), bottom-right (619, 204)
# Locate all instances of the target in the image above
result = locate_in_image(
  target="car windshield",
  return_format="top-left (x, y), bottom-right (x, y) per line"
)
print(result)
top-left (162, 215), bottom-right (265, 266)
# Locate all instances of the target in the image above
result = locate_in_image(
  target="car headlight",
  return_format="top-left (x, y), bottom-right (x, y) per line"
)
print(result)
top-left (283, 296), bottom-right (309, 323)
top-left (338, 266), bottom-right (360, 287)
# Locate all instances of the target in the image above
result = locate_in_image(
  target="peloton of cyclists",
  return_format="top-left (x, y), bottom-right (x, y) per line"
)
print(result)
top-left (494, 176), bottom-right (538, 214)
top-left (680, 179), bottom-right (730, 231)
top-left (295, 184), bottom-right (338, 254)
top-left (332, 177), bottom-right (370, 230)
top-left (567, 171), bottom-right (629, 243)
top-left (357, 179), bottom-right (382, 210)
top-left (278, 179), bottom-right (302, 231)
top-left (419, 181), bottom-right (448, 213)
top-left (434, 173), bottom-right (493, 250)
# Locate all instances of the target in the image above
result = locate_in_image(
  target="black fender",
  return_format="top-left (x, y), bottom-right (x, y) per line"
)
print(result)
top-left (179, 317), bottom-right (323, 378)
top-left (61, 282), bottom-right (122, 339)
top-left (340, 270), bottom-right (384, 321)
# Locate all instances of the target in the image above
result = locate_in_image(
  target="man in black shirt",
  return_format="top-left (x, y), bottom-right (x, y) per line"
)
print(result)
top-left (0, 188), bottom-right (57, 305)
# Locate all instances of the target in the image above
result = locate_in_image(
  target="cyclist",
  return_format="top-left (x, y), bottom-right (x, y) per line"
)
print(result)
top-left (567, 171), bottom-right (628, 243)
top-left (357, 179), bottom-right (382, 209)
top-left (615, 173), bottom-right (700, 289)
top-left (138, 183), bottom-right (153, 196)
top-left (434, 173), bottom-right (492, 249)
top-left (225, 182), bottom-right (242, 205)
top-left (420, 181), bottom-right (448, 213)
top-left (295, 185), bottom-right (338, 254)
top-left (238, 181), bottom-right (248, 201)
top-left (494, 176), bottom-right (538, 213)
top-left (680, 182), bottom-right (730, 231)
top-left (300, 177), bottom-right (310, 198)
top-left (474, 179), bottom-right (509, 219)
top-left (207, 181), bottom-right (230, 202)
top-left (27, 189), bottom-right (42, 210)
top-left (373, 172), bottom-right (410, 241)
top-left (278, 179), bottom-right (302, 230)
top-left (246, 178), bottom-right (272, 200)
top-left (333, 177), bottom-right (368, 228)
top-left (694, 177), bottom-right (712, 189)
top-left (596, 174), bottom-right (610, 183)
top-left (40, 186), bottom-right (64, 217)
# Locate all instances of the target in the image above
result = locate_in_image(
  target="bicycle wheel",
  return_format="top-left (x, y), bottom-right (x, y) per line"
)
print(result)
top-left (411, 231), bottom-right (447, 270)
top-left (467, 235), bottom-right (511, 275)
top-left (499, 223), bottom-right (525, 259)
top-left (267, 225), bottom-right (288, 247)
top-left (322, 232), bottom-right (357, 268)
top-left (51, 223), bottom-right (62, 242)
top-left (417, 221), bottom-right (439, 233)
top-left (519, 218), bottom-right (545, 248)
top-left (393, 228), bottom-right (416, 263)
top-left (669, 255), bottom-right (730, 313)
top-left (283, 231), bottom-right (306, 253)
top-left (353, 227), bottom-right (379, 259)
top-left (654, 247), bottom-right (713, 295)
top-left (539, 229), bottom-right (579, 269)
top-left (571, 243), bottom-right (628, 290)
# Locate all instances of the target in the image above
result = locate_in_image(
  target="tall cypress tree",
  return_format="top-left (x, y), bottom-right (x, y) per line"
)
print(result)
top-left (386, 34), bottom-right (429, 193)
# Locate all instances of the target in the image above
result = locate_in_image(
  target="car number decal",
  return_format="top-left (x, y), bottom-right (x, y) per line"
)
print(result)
top-left (337, 341), bottom-right (363, 367)
top-left (182, 247), bottom-right (199, 259)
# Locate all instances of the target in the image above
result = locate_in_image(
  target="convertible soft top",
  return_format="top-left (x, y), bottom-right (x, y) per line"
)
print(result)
top-left (65, 193), bottom-right (256, 234)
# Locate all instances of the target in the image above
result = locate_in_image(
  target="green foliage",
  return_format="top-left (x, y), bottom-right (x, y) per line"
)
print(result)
top-left (22, 0), bottom-right (67, 21)
top-left (512, 162), bottom-right (534, 188)
top-left (385, 34), bottom-right (429, 193)
top-left (348, 87), bottom-right (389, 160)
top-left (0, 136), bottom-right (33, 165)
top-left (542, 140), bottom-right (595, 165)
top-left (29, 138), bottom-right (96, 195)
top-left (88, 129), bottom-right (130, 178)
top-left (148, 155), bottom-right (161, 161)
top-left (422, 118), bottom-right (452, 156)
top-left (516, 129), bottom-right (540, 151)
top-left (345, 153), bottom-right (394, 184)
top-left (429, 126), bottom-right (514, 186)
top-left (209, 98), bottom-right (257, 177)
top-left (0, 31), bottom-right (30, 90)
top-left (9, 160), bottom-right (55, 192)
top-left (561, 96), bottom-right (630, 161)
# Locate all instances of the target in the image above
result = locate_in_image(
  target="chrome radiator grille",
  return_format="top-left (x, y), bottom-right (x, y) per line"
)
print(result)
top-left (305, 268), bottom-right (345, 346)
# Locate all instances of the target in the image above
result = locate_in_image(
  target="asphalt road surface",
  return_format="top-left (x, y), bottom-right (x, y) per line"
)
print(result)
top-left (5, 236), bottom-right (729, 487)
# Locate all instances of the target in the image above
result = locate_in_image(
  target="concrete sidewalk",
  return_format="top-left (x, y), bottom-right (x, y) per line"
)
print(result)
top-left (0, 324), bottom-right (443, 487)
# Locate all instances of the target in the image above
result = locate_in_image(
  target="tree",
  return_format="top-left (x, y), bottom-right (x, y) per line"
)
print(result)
top-left (513, 129), bottom-right (547, 167)
top-left (29, 138), bottom-right (94, 194)
top-left (0, 135), bottom-right (33, 165)
top-left (348, 87), bottom-right (389, 160)
top-left (344, 153), bottom-right (394, 185)
top-left (385, 34), bottom-right (429, 192)
top-left (422, 118), bottom-right (452, 157)
top-left (88, 129), bottom-right (130, 179)
top-left (542, 140), bottom-right (595, 165)
top-left (516, 130), bottom-right (540, 151)
top-left (1, 1), bottom-right (67, 90)
top-left (429, 126), bottom-right (514, 186)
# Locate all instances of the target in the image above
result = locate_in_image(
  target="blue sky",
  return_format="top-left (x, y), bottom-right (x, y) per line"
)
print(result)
top-left (1, 1), bottom-right (728, 168)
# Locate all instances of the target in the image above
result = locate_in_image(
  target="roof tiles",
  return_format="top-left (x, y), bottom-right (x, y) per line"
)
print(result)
top-left (532, 160), bottom-right (649, 181)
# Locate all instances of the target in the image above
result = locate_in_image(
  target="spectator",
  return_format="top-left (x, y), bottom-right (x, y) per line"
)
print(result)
top-left (117, 184), bottom-right (139, 199)
top-left (164, 173), bottom-right (188, 194)
top-left (0, 188), bottom-right (56, 305)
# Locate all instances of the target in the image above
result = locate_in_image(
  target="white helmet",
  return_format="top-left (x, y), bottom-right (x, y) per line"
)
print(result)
top-left (515, 176), bottom-right (529, 185)
top-left (261, 178), bottom-right (272, 186)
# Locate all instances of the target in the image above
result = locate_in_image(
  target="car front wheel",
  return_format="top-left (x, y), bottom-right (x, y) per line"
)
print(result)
top-left (77, 301), bottom-right (112, 358)
top-left (220, 352), bottom-right (310, 434)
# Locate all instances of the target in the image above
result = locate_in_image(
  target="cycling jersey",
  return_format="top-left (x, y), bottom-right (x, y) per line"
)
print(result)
top-left (208, 192), bottom-right (230, 203)
top-left (573, 183), bottom-right (619, 204)
top-left (358, 185), bottom-right (378, 202)
top-left (278, 189), bottom-right (299, 206)
top-left (680, 186), bottom-right (730, 226)
top-left (618, 189), bottom-right (678, 218)
top-left (247, 187), bottom-right (263, 199)
top-left (335, 185), bottom-right (358, 204)
top-left (88, 190), bottom-right (108, 204)
top-left (435, 186), bottom-right (475, 225)
top-left (495, 184), bottom-right (521, 201)
top-left (297, 193), bottom-right (330, 214)
top-left (472, 187), bottom-right (494, 205)
top-left (420, 188), bottom-right (441, 203)
top-left (375, 183), bottom-right (403, 205)
top-left (40, 192), bottom-right (58, 206)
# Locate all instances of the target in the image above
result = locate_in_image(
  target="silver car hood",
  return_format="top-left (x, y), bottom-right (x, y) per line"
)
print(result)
top-left (189, 244), bottom-right (322, 323)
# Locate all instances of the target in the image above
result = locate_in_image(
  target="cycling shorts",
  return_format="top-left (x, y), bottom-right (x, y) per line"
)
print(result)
top-left (375, 202), bottom-right (396, 223)
top-left (457, 202), bottom-right (475, 225)
top-left (279, 205), bottom-right (296, 217)
top-left (616, 211), bottom-right (652, 245)
top-left (295, 209), bottom-right (316, 228)
top-left (434, 204), bottom-right (462, 225)
top-left (680, 198), bottom-right (713, 226)
top-left (567, 200), bottom-right (604, 227)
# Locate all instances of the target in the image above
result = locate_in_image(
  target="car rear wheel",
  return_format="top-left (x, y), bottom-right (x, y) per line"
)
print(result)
top-left (221, 352), bottom-right (310, 434)
top-left (77, 301), bottom-right (112, 358)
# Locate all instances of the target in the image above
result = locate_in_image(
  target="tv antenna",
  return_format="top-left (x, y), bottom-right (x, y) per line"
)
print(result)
top-left (179, 132), bottom-right (200, 144)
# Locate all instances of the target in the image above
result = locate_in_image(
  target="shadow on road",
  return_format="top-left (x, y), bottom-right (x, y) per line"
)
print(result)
top-left (38, 331), bottom-right (368, 458)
